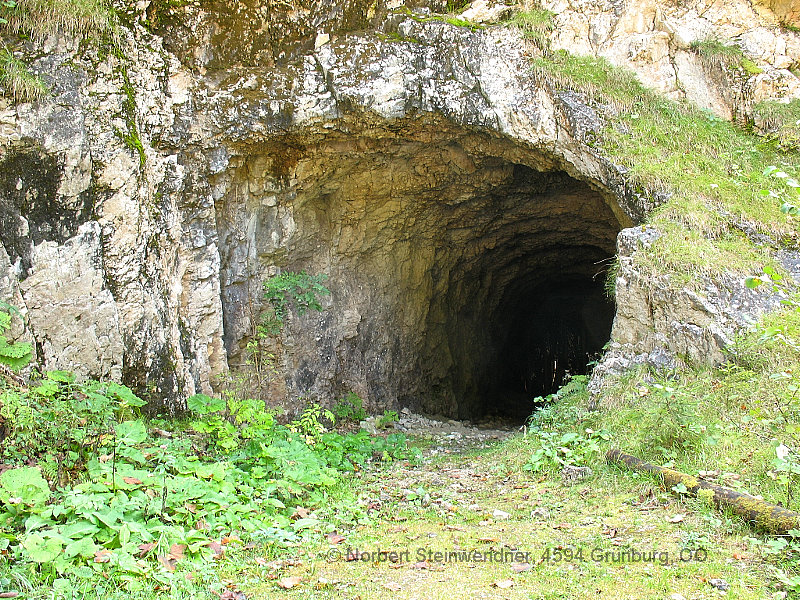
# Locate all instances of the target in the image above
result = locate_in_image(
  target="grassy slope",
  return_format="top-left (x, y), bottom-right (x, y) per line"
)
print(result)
top-left (531, 51), bottom-right (800, 285)
top-left (514, 20), bottom-right (800, 595)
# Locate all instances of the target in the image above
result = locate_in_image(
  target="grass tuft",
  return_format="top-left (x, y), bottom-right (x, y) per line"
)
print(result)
top-left (504, 7), bottom-right (554, 50)
top-left (755, 98), bottom-right (800, 153)
top-left (0, 47), bottom-right (47, 101)
top-left (0, 0), bottom-right (115, 39)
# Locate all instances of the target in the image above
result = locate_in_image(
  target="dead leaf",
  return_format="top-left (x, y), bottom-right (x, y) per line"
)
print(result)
top-left (219, 591), bottom-right (247, 600)
top-left (445, 525), bottom-right (466, 531)
top-left (222, 535), bottom-right (242, 545)
top-left (410, 561), bottom-right (429, 570)
top-left (157, 555), bottom-right (177, 572)
top-left (493, 579), bottom-right (514, 589)
top-left (99, 454), bottom-right (112, 463)
top-left (169, 544), bottom-right (186, 560)
top-left (185, 503), bottom-right (197, 514)
top-left (326, 532), bottom-right (346, 545)
top-left (122, 476), bottom-right (142, 485)
top-left (382, 582), bottom-right (402, 591)
top-left (277, 576), bottom-right (302, 590)
top-left (0, 592), bottom-right (20, 598)
top-left (667, 514), bottom-right (685, 523)
top-left (511, 562), bottom-right (532, 573)
top-left (93, 549), bottom-right (112, 563)
top-left (387, 526), bottom-right (407, 533)
top-left (208, 541), bottom-right (225, 558)
top-left (291, 507), bottom-right (311, 520)
top-left (477, 537), bottom-right (499, 543)
top-left (138, 542), bottom-right (156, 557)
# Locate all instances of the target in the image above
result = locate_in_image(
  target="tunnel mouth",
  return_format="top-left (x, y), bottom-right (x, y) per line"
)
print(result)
top-left (215, 116), bottom-right (627, 422)
top-left (480, 276), bottom-right (615, 423)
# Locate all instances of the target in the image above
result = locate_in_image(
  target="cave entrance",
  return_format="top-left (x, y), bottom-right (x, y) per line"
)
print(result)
top-left (218, 118), bottom-right (630, 423)
top-left (411, 160), bottom-right (626, 423)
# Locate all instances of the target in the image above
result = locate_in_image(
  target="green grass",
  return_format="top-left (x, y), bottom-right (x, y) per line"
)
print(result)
top-left (688, 37), bottom-right (762, 75)
top-left (530, 50), bottom-right (799, 283)
top-left (504, 8), bottom-right (555, 50)
top-left (0, 0), bottom-right (117, 102)
top-left (225, 425), bottom-right (777, 599)
top-left (756, 99), bottom-right (800, 153)
top-left (523, 359), bottom-right (800, 594)
top-left (0, 0), bottom-right (115, 39)
top-left (595, 302), bottom-right (800, 511)
top-left (0, 47), bottom-right (47, 101)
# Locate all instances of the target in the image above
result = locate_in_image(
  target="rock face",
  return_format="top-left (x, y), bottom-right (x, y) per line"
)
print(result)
top-left (542, 0), bottom-right (800, 121)
top-left (588, 227), bottom-right (791, 400)
top-left (0, 1), bottom-right (798, 417)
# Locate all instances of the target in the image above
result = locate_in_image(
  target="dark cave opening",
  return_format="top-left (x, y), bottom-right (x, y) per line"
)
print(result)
top-left (417, 162), bottom-right (625, 422)
top-left (483, 278), bottom-right (615, 422)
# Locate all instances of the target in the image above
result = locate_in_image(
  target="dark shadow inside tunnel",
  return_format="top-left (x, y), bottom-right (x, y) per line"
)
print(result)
top-left (417, 162), bottom-right (625, 423)
top-left (483, 278), bottom-right (615, 422)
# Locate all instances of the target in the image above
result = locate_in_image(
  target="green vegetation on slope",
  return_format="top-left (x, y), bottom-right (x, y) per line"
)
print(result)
top-left (0, 305), bottom-right (419, 598)
top-left (531, 50), bottom-right (799, 284)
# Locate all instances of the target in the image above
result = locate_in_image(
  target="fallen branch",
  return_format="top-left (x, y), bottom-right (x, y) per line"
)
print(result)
top-left (607, 448), bottom-right (800, 534)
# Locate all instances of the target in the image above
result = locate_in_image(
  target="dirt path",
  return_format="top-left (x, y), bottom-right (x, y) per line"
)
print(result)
top-left (243, 427), bottom-right (774, 599)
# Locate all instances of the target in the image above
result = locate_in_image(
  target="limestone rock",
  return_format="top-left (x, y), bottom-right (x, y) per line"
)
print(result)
top-left (589, 226), bottom-right (788, 402)
top-left (0, 1), bottom-right (796, 418)
top-left (459, 0), bottom-right (512, 24)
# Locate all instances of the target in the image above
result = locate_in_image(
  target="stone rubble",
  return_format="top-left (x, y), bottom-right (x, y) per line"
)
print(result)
top-left (360, 407), bottom-right (516, 450)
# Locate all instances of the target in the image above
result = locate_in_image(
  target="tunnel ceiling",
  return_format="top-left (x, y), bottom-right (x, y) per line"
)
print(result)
top-left (213, 115), bottom-right (626, 419)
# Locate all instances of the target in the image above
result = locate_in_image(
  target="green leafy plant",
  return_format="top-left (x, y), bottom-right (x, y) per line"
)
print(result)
top-left (748, 530), bottom-right (800, 593)
top-left (0, 304), bottom-right (32, 371)
top-left (333, 392), bottom-right (367, 423)
top-left (0, 367), bottom-right (418, 595)
top-left (523, 428), bottom-right (610, 473)
top-left (260, 271), bottom-right (330, 335)
top-left (289, 403), bottom-right (335, 440)
top-left (376, 409), bottom-right (399, 430)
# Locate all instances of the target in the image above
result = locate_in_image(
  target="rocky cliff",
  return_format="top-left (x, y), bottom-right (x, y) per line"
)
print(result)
top-left (0, 0), bottom-right (798, 417)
